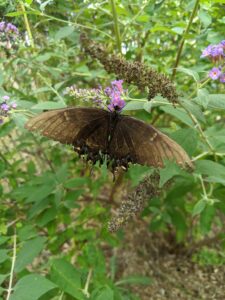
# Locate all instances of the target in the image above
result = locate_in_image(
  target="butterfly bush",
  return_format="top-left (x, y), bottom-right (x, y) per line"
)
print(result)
top-left (0, 21), bottom-right (19, 50)
top-left (67, 80), bottom-right (126, 112)
top-left (0, 95), bottom-right (17, 125)
top-left (201, 40), bottom-right (225, 82)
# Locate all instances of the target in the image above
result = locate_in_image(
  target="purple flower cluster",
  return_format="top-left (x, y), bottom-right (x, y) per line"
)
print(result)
top-left (0, 21), bottom-right (19, 50)
top-left (201, 40), bottom-right (225, 82)
top-left (67, 80), bottom-right (126, 112)
top-left (0, 95), bottom-right (17, 125)
top-left (0, 21), bottom-right (19, 35)
top-left (106, 80), bottom-right (126, 112)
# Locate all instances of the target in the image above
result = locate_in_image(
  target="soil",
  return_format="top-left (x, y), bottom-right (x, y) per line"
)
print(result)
top-left (116, 221), bottom-right (225, 300)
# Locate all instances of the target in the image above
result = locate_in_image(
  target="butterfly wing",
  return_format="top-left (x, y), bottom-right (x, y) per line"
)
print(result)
top-left (109, 115), bottom-right (193, 169)
top-left (25, 107), bottom-right (109, 150)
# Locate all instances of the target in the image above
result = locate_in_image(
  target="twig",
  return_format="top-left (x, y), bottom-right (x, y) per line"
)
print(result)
top-left (58, 292), bottom-right (64, 300)
top-left (37, 72), bottom-right (65, 103)
top-left (188, 232), bottom-right (225, 254)
top-left (199, 175), bottom-right (208, 200)
top-left (6, 231), bottom-right (17, 300)
top-left (28, 6), bottom-right (112, 39)
top-left (179, 102), bottom-right (216, 159)
top-left (172, 0), bottom-right (200, 79)
top-left (82, 268), bottom-right (92, 298)
top-left (20, 1), bottom-right (35, 48)
top-left (110, 0), bottom-right (121, 53)
top-left (32, 136), bottom-right (56, 173)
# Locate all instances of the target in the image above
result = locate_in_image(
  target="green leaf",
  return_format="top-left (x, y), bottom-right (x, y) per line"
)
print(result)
top-left (196, 88), bottom-right (210, 109)
top-left (116, 275), bottom-right (152, 285)
top-left (170, 209), bottom-right (187, 241)
top-left (207, 31), bottom-right (223, 44)
top-left (199, 10), bottom-right (212, 27)
top-left (171, 27), bottom-right (184, 35)
top-left (55, 26), bottom-right (75, 40)
top-left (0, 250), bottom-right (8, 263)
top-left (35, 53), bottom-right (53, 62)
top-left (123, 101), bottom-right (144, 111)
top-left (170, 128), bottom-right (198, 156)
top-left (26, 0), bottom-right (33, 4)
top-left (6, 10), bottom-right (40, 17)
top-left (91, 286), bottom-right (114, 300)
top-left (208, 94), bottom-right (225, 110)
top-left (205, 176), bottom-right (225, 186)
top-left (55, 164), bottom-right (68, 183)
top-left (31, 101), bottom-right (66, 110)
top-left (192, 199), bottom-right (206, 216)
top-left (195, 160), bottom-right (225, 178)
top-left (50, 258), bottom-right (85, 300)
top-left (200, 204), bottom-right (215, 234)
top-left (181, 98), bottom-right (205, 123)
top-left (0, 236), bottom-right (9, 246)
top-left (40, 0), bottom-right (54, 11)
top-left (143, 101), bottom-right (152, 113)
top-left (176, 67), bottom-right (199, 81)
top-left (0, 274), bottom-right (7, 285)
top-left (12, 113), bottom-right (28, 130)
top-left (136, 15), bottom-right (150, 22)
top-left (159, 161), bottom-right (183, 187)
top-left (0, 121), bottom-right (15, 138)
top-left (15, 237), bottom-right (46, 272)
top-left (10, 274), bottom-right (56, 300)
top-left (37, 206), bottom-right (57, 227)
top-left (64, 177), bottom-right (88, 189)
top-left (18, 225), bottom-right (38, 241)
top-left (160, 106), bottom-right (194, 127)
top-left (25, 184), bottom-right (55, 203)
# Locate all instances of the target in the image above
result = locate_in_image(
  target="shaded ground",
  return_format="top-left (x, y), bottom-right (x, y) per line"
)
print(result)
top-left (115, 221), bottom-right (225, 300)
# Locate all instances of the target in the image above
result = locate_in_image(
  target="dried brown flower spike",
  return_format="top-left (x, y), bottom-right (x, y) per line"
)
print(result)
top-left (80, 33), bottom-right (178, 103)
top-left (108, 172), bottom-right (166, 232)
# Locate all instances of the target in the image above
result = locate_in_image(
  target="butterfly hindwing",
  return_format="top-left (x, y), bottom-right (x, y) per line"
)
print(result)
top-left (110, 115), bottom-right (193, 169)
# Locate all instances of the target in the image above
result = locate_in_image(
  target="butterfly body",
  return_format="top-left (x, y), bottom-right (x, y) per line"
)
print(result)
top-left (25, 107), bottom-right (193, 172)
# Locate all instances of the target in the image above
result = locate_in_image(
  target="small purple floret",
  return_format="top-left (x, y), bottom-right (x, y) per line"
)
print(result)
top-left (5, 23), bottom-right (18, 34)
top-left (0, 118), bottom-right (3, 125)
top-left (219, 73), bottom-right (225, 83)
top-left (220, 40), bottom-right (225, 48)
top-left (11, 102), bottom-right (17, 109)
top-left (0, 21), bottom-right (5, 31)
top-left (201, 45), bottom-right (213, 58)
top-left (208, 67), bottom-right (222, 80)
top-left (201, 42), bottom-right (225, 61)
top-left (1, 103), bottom-right (10, 111)
top-left (2, 95), bottom-right (10, 101)
top-left (104, 87), bottom-right (112, 97)
top-left (111, 79), bottom-right (124, 92)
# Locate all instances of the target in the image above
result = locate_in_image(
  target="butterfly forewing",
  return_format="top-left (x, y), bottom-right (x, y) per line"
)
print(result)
top-left (25, 107), bottom-right (109, 145)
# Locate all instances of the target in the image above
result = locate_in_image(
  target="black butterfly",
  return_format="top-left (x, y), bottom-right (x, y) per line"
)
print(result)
top-left (25, 107), bottom-right (193, 172)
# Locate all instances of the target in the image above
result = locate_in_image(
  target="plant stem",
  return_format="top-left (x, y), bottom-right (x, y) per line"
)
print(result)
top-left (6, 231), bottom-right (17, 300)
top-left (172, 0), bottom-right (200, 79)
top-left (20, 1), bottom-right (35, 48)
top-left (179, 102), bottom-right (216, 158)
top-left (110, 0), bottom-right (121, 52)
top-left (28, 7), bottom-right (112, 39)
top-left (199, 175), bottom-right (208, 200)
top-left (82, 269), bottom-right (92, 298)
top-left (192, 151), bottom-right (209, 161)
top-left (37, 72), bottom-right (65, 103)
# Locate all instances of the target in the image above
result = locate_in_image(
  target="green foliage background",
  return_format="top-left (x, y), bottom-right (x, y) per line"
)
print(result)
top-left (0, 0), bottom-right (225, 299)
